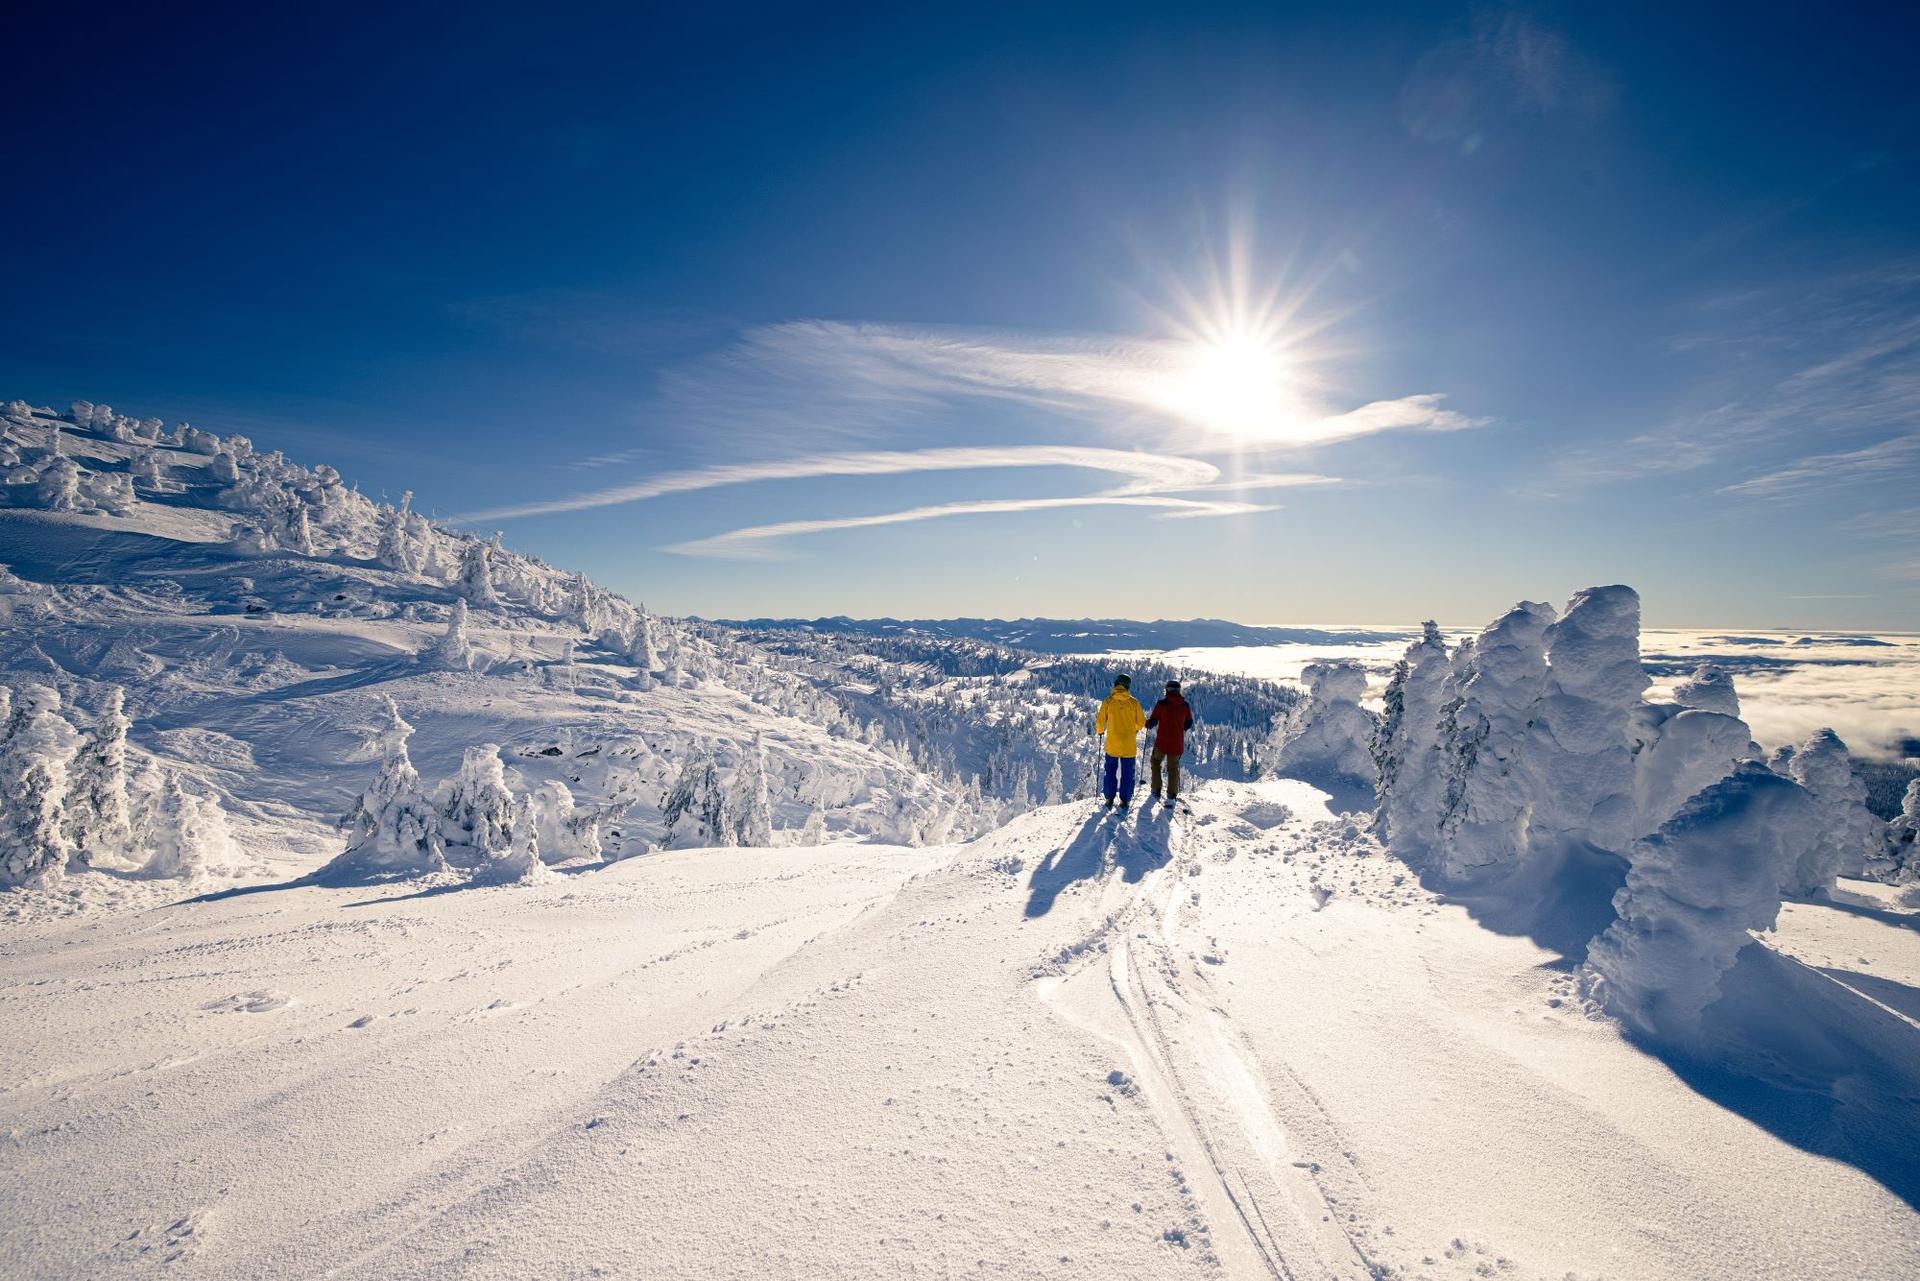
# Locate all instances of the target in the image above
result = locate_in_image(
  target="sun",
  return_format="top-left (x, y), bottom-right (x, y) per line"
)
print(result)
top-left (1165, 324), bottom-right (1296, 439)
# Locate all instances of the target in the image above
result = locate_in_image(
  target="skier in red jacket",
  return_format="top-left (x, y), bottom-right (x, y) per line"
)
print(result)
top-left (1145, 680), bottom-right (1194, 805)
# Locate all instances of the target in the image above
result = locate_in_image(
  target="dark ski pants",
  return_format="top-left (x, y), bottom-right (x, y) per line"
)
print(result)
top-left (1151, 749), bottom-right (1183, 800)
top-left (1102, 753), bottom-right (1136, 805)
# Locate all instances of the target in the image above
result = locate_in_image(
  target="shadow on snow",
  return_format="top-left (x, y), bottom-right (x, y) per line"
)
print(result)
top-left (1023, 809), bottom-right (1169, 919)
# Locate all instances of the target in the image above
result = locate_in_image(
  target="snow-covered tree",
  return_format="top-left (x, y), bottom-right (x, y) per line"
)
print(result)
top-left (209, 451), bottom-right (241, 484)
top-left (457, 538), bottom-right (498, 606)
top-left (64, 686), bottom-right (133, 869)
top-left (661, 748), bottom-right (730, 847)
top-left (1780, 729), bottom-right (1880, 893)
top-left (35, 457), bottom-right (82, 511)
top-left (628, 613), bottom-right (660, 689)
top-left (0, 685), bottom-right (81, 888)
top-left (432, 599), bottom-right (475, 670)
top-left (331, 697), bottom-right (445, 875)
top-left (1883, 779), bottom-right (1920, 884)
top-left (1672, 664), bottom-right (1739, 716)
top-left (440, 745), bottom-right (516, 863)
top-left (1372, 621), bottom-right (1451, 851)
top-left (1584, 763), bottom-right (1817, 1041)
top-left (142, 771), bottom-right (236, 880)
top-left (527, 780), bottom-right (602, 863)
top-left (284, 500), bottom-right (315, 555)
top-left (729, 734), bottom-right (775, 846)
top-left (1270, 661), bottom-right (1377, 793)
top-left (377, 492), bottom-right (424, 574)
top-left (1523, 585), bottom-right (1649, 853)
top-left (483, 793), bottom-right (550, 883)
top-left (1042, 757), bottom-right (1064, 805)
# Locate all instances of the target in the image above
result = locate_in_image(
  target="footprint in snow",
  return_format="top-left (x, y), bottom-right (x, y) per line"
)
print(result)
top-left (203, 990), bottom-right (292, 1014)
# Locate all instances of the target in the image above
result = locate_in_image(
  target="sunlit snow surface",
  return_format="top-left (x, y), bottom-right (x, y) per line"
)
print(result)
top-left (1121, 629), bottom-right (1920, 759)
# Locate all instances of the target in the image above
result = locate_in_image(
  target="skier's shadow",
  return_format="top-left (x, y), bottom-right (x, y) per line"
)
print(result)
top-left (1023, 811), bottom-right (1166, 918)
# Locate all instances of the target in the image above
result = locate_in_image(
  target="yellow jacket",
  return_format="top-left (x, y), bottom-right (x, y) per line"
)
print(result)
top-left (1095, 686), bottom-right (1147, 758)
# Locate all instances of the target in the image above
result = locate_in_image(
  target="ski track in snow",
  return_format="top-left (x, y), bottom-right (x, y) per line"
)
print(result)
top-left (5, 779), bottom-right (1917, 1279)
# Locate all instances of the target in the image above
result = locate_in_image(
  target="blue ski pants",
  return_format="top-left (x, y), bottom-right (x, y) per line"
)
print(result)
top-left (1102, 753), bottom-right (1137, 805)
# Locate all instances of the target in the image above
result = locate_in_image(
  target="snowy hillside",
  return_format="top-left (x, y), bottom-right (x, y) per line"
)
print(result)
top-left (3, 400), bottom-right (1918, 1279)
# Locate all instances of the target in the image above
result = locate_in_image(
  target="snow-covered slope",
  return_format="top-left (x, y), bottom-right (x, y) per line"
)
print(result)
top-left (3, 781), bottom-right (1915, 1278)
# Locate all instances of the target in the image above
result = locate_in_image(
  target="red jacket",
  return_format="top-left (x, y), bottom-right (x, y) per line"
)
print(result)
top-left (1146, 694), bottom-right (1193, 755)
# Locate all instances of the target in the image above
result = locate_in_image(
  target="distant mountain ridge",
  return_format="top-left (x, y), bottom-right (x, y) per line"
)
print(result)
top-left (715, 615), bottom-right (1409, 654)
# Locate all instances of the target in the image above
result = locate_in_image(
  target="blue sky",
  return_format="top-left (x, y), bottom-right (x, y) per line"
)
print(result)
top-left (5, 2), bottom-right (1918, 627)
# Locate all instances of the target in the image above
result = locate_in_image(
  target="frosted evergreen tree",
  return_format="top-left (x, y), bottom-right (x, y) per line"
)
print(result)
top-left (1371, 621), bottom-right (1451, 852)
top-left (528, 780), bottom-right (601, 862)
top-left (729, 734), bottom-right (775, 846)
top-left (375, 492), bottom-right (422, 572)
top-left (800, 801), bottom-right (827, 846)
top-left (1436, 600), bottom-right (1555, 878)
top-left (1781, 728), bottom-right (1880, 893)
top-left (36, 456), bottom-right (82, 511)
top-left (440, 745), bottom-right (516, 862)
top-left (209, 451), bottom-right (241, 484)
top-left (142, 771), bottom-right (236, 880)
top-left (0, 685), bottom-right (81, 888)
top-left (330, 696), bottom-right (445, 875)
top-left (1585, 763), bottom-right (1817, 1041)
top-left (284, 498), bottom-right (316, 555)
top-left (628, 613), bottom-right (660, 689)
top-left (661, 749), bottom-right (729, 846)
top-left (64, 686), bottom-right (134, 870)
top-left (432, 598), bottom-right (475, 670)
top-left (1672, 663), bottom-right (1740, 716)
top-left (485, 793), bottom-right (550, 883)
top-left (457, 537), bottom-right (498, 606)
top-left (1524, 586), bottom-right (1649, 852)
top-left (1043, 757), bottom-right (1064, 805)
top-left (1884, 780), bottom-right (1920, 884)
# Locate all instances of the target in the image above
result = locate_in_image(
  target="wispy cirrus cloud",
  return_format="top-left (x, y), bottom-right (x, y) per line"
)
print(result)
top-left (667, 494), bottom-right (1279, 560)
top-left (1533, 262), bottom-right (1920, 496)
top-left (1719, 434), bottom-right (1920, 499)
top-left (456, 445), bottom-right (1327, 521)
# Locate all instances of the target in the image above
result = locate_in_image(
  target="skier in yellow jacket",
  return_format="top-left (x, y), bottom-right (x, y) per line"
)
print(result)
top-left (1094, 675), bottom-right (1148, 809)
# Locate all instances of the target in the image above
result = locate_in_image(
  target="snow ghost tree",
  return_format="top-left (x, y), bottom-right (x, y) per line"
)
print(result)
top-left (376, 492), bottom-right (424, 573)
top-left (0, 684), bottom-right (81, 888)
top-left (628, 614), bottom-right (660, 690)
top-left (1372, 622), bottom-right (1451, 851)
top-left (142, 770), bottom-right (236, 880)
top-left (1270, 661), bottom-right (1377, 795)
top-left (440, 745), bottom-right (516, 864)
top-left (432, 598), bottom-right (475, 670)
top-left (1780, 729), bottom-right (1880, 893)
top-left (1671, 664), bottom-right (1740, 717)
top-left (729, 734), bottom-right (775, 847)
top-left (1884, 780), bottom-right (1920, 884)
top-left (661, 749), bottom-right (729, 847)
top-left (35, 457), bottom-right (82, 512)
top-left (63, 686), bottom-right (134, 870)
top-left (331, 696), bottom-right (445, 875)
top-left (528, 780), bottom-right (601, 863)
top-left (1524, 586), bottom-right (1649, 853)
top-left (457, 538), bottom-right (498, 607)
top-left (484, 793), bottom-right (550, 884)
top-left (1433, 602), bottom-right (1556, 876)
top-left (1585, 763), bottom-right (1817, 1041)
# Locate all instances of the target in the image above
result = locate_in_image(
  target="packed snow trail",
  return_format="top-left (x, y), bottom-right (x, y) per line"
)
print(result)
top-left (4, 780), bottom-right (1918, 1278)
